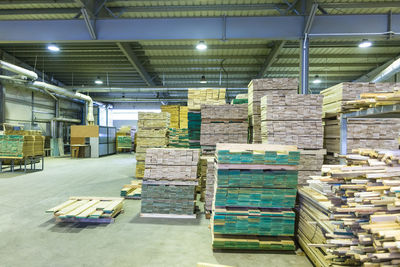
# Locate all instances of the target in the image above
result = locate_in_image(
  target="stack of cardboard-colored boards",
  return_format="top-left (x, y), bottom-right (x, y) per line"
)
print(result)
top-left (187, 89), bottom-right (226, 149)
top-left (46, 197), bottom-right (124, 223)
top-left (298, 148), bottom-right (400, 266)
top-left (140, 148), bottom-right (200, 217)
top-left (120, 180), bottom-right (142, 199)
top-left (135, 112), bottom-right (170, 178)
top-left (324, 118), bottom-right (400, 156)
top-left (260, 94), bottom-right (325, 184)
top-left (200, 104), bottom-right (248, 154)
top-left (161, 105), bottom-right (180, 128)
top-left (248, 78), bottom-right (298, 143)
top-left (320, 82), bottom-right (398, 118)
top-left (212, 143), bottom-right (300, 251)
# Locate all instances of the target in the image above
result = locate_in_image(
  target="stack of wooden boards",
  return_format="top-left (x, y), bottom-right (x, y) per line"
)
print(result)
top-left (46, 197), bottom-right (124, 223)
top-left (187, 89), bottom-right (226, 149)
top-left (248, 78), bottom-right (298, 143)
top-left (168, 128), bottom-right (189, 148)
top-left (298, 148), bottom-right (400, 266)
top-left (116, 126), bottom-right (132, 152)
top-left (200, 104), bottom-right (248, 155)
top-left (212, 143), bottom-right (300, 250)
top-left (231, 93), bottom-right (248, 104)
top-left (198, 156), bottom-right (215, 216)
top-left (135, 112), bottom-right (170, 178)
top-left (180, 106), bottom-right (188, 128)
top-left (321, 82), bottom-right (400, 163)
top-left (140, 148), bottom-right (200, 217)
top-left (0, 130), bottom-right (45, 158)
top-left (120, 180), bottom-right (142, 199)
top-left (260, 94), bottom-right (325, 184)
top-left (320, 82), bottom-right (399, 118)
top-left (342, 90), bottom-right (400, 112)
top-left (161, 105), bottom-right (180, 128)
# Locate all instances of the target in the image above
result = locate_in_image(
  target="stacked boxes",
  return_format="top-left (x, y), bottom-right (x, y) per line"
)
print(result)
top-left (212, 143), bottom-right (300, 250)
top-left (187, 89), bottom-right (226, 149)
top-left (260, 94), bottom-right (325, 184)
top-left (135, 112), bottom-right (170, 178)
top-left (161, 105), bottom-right (180, 128)
top-left (168, 128), bottom-right (189, 148)
top-left (140, 148), bottom-right (200, 216)
top-left (200, 104), bottom-right (248, 154)
top-left (248, 78), bottom-right (298, 143)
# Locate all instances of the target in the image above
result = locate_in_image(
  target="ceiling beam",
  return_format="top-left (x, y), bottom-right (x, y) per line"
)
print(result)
top-left (0, 14), bottom-right (399, 42)
top-left (257, 41), bottom-right (286, 78)
top-left (321, 2), bottom-right (400, 9)
top-left (116, 42), bottom-right (156, 86)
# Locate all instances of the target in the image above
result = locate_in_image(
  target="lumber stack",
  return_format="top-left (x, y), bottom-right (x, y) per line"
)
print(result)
top-left (0, 135), bottom-right (23, 158)
top-left (231, 93), bottom-right (248, 104)
top-left (324, 118), bottom-right (400, 156)
top-left (200, 104), bottom-right (248, 155)
top-left (320, 82), bottom-right (398, 118)
top-left (135, 112), bottom-right (170, 178)
top-left (161, 105), bottom-right (180, 128)
top-left (0, 131), bottom-right (45, 158)
top-left (46, 197), bottom-right (124, 223)
top-left (168, 128), bottom-right (189, 148)
top-left (116, 126), bottom-right (132, 152)
top-left (120, 180), bottom-right (142, 199)
top-left (298, 148), bottom-right (400, 266)
top-left (212, 143), bottom-right (300, 251)
top-left (260, 94), bottom-right (325, 184)
top-left (140, 148), bottom-right (200, 217)
top-left (201, 156), bottom-right (215, 215)
top-left (198, 156), bottom-right (210, 202)
top-left (179, 106), bottom-right (188, 129)
top-left (187, 89), bottom-right (226, 149)
top-left (341, 90), bottom-right (400, 112)
top-left (248, 78), bottom-right (298, 143)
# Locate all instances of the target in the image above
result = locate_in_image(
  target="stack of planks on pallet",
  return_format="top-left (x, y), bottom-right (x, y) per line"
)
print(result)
top-left (46, 197), bottom-right (124, 223)
top-left (135, 112), bottom-right (170, 178)
top-left (0, 130), bottom-right (45, 159)
top-left (212, 143), bottom-right (300, 251)
top-left (342, 90), bottom-right (400, 112)
top-left (140, 148), bottom-right (200, 218)
top-left (320, 82), bottom-right (400, 163)
top-left (187, 89), bottom-right (226, 149)
top-left (298, 148), bottom-right (400, 266)
top-left (201, 156), bottom-right (215, 217)
top-left (200, 104), bottom-right (248, 155)
top-left (248, 78), bottom-right (298, 144)
top-left (161, 105), bottom-right (180, 128)
top-left (231, 93), bottom-right (248, 104)
top-left (168, 128), bottom-right (189, 148)
top-left (120, 180), bottom-right (142, 199)
top-left (260, 94), bottom-right (325, 184)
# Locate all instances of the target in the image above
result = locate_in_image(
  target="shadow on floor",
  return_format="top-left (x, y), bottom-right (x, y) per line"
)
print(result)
top-left (42, 218), bottom-right (110, 233)
top-left (129, 212), bottom-right (202, 226)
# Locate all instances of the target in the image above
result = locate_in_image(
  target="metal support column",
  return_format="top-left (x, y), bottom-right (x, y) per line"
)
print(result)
top-left (31, 91), bottom-right (34, 127)
top-left (300, 36), bottom-right (309, 94)
top-left (0, 70), bottom-right (4, 125)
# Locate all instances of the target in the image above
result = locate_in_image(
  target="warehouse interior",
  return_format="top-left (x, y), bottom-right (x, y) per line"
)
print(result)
top-left (1, 1), bottom-right (400, 267)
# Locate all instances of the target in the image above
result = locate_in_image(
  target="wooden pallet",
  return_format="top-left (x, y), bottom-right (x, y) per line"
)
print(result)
top-left (140, 213), bottom-right (196, 219)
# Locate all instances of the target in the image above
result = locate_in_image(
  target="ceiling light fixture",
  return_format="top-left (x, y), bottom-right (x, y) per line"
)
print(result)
top-left (313, 75), bottom-right (321, 84)
top-left (358, 39), bottom-right (372, 48)
top-left (196, 41), bottom-right (207, 51)
top-left (47, 44), bottom-right (60, 52)
top-left (94, 76), bottom-right (103, 85)
top-left (200, 75), bottom-right (207, 84)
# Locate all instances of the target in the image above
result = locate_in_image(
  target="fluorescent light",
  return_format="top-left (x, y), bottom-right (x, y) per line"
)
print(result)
top-left (196, 41), bottom-right (207, 51)
top-left (313, 75), bottom-right (321, 84)
top-left (47, 44), bottom-right (60, 52)
top-left (94, 77), bottom-right (103, 85)
top-left (359, 39), bottom-right (372, 48)
top-left (200, 75), bottom-right (207, 84)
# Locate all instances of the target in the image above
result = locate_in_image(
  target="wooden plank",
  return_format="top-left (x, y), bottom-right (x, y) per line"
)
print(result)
top-left (46, 199), bottom-right (76, 213)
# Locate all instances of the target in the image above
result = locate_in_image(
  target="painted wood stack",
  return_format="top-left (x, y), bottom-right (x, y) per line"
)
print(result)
top-left (140, 148), bottom-right (200, 218)
top-left (200, 104), bottom-right (248, 155)
top-left (212, 143), bottom-right (300, 251)
top-left (298, 148), bottom-right (400, 266)
top-left (187, 89), bottom-right (226, 149)
top-left (260, 94), bottom-right (325, 184)
top-left (135, 112), bottom-right (170, 178)
top-left (248, 78), bottom-right (298, 144)
top-left (120, 180), bottom-right (142, 199)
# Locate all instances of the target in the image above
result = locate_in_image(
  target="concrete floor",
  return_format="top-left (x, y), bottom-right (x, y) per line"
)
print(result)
top-left (0, 154), bottom-right (312, 267)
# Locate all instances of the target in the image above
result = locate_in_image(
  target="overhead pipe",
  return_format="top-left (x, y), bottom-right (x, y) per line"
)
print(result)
top-left (0, 60), bottom-right (38, 80)
top-left (33, 81), bottom-right (94, 124)
top-left (371, 57), bottom-right (400, 83)
top-left (73, 87), bottom-right (248, 93)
